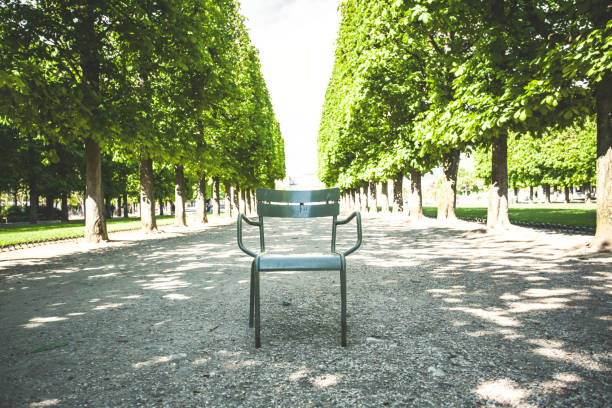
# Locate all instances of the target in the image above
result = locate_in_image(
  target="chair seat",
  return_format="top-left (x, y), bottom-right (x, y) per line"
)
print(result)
top-left (259, 254), bottom-right (342, 271)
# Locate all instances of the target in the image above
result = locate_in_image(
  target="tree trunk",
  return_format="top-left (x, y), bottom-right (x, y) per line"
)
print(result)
top-left (367, 181), bottom-right (377, 213)
top-left (392, 175), bottom-right (403, 213)
top-left (174, 164), bottom-right (187, 226)
top-left (487, 133), bottom-right (510, 230)
top-left (380, 182), bottom-right (390, 213)
top-left (84, 138), bottom-right (108, 241)
top-left (529, 186), bottom-right (534, 203)
top-left (341, 190), bottom-right (351, 212)
top-left (437, 149), bottom-right (460, 221)
top-left (13, 189), bottom-right (18, 206)
top-left (344, 191), bottom-right (350, 212)
top-left (158, 199), bottom-right (164, 216)
top-left (195, 174), bottom-right (208, 224)
top-left (140, 157), bottom-right (157, 233)
top-left (344, 189), bottom-right (350, 210)
top-left (591, 70), bottom-right (612, 250)
top-left (246, 189), bottom-right (252, 215)
top-left (28, 149), bottom-right (38, 224)
top-left (212, 177), bottom-right (221, 216)
top-left (513, 187), bottom-right (519, 204)
top-left (251, 189), bottom-right (257, 214)
top-left (103, 196), bottom-right (111, 219)
top-left (584, 183), bottom-right (592, 203)
top-left (224, 181), bottom-right (232, 217)
top-left (543, 184), bottom-right (551, 203)
top-left (45, 195), bottom-right (54, 219)
top-left (232, 186), bottom-right (240, 215)
top-left (409, 171), bottom-right (423, 219)
top-left (240, 189), bottom-right (247, 214)
top-left (359, 182), bottom-right (368, 211)
top-left (80, 11), bottom-right (109, 242)
top-left (564, 186), bottom-right (570, 203)
top-left (60, 193), bottom-right (69, 222)
top-left (117, 196), bottom-right (122, 217)
top-left (122, 193), bottom-right (128, 218)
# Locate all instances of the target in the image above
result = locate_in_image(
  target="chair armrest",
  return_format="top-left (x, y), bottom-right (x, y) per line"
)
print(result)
top-left (237, 214), bottom-right (260, 258)
top-left (334, 211), bottom-right (362, 256)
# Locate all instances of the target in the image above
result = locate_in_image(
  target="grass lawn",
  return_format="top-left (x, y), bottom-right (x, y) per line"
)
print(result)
top-left (1, 204), bottom-right (596, 247)
top-left (422, 203), bottom-right (596, 227)
top-left (0, 215), bottom-right (176, 247)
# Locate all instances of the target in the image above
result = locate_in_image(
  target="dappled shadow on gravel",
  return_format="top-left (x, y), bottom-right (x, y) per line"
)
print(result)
top-left (0, 215), bottom-right (610, 407)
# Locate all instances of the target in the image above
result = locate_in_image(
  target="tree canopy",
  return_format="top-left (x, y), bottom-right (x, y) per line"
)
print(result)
top-left (0, 0), bottom-right (285, 237)
top-left (318, 0), bottom-right (611, 247)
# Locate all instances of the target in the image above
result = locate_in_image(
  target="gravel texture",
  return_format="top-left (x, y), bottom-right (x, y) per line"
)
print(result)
top-left (0, 214), bottom-right (610, 407)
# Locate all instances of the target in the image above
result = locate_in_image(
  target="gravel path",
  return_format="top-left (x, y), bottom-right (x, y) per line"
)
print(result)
top-left (0, 215), bottom-right (610, 407)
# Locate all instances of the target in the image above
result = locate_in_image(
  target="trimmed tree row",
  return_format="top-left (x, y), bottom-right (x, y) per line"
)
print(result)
top-left (318, 0), bottom-right (611, 250)
top-left (0, 1), bottom-right (285, 240)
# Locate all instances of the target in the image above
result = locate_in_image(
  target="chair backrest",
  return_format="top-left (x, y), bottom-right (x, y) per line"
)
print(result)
top-left (256, 188), bottom-right (340, 218)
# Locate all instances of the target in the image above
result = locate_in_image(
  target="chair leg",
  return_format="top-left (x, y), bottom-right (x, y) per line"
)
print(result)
top-left (340, 256), bottom-right (347, 347)
top-left (249, 260), bottom-right (255, 328)
top-left (254, 259), bottom-right (261, 348)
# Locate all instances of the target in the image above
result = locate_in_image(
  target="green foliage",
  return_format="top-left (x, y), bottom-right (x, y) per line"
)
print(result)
top-left (32, 342), bottom-right (69, 353)
top-left (473, 146), bottom-right (491, 186)
top-left (1, 205), bottom-right (25, 218)
top-left (474, 119), bottom-right (596, 188)
top-left (318, 0), bottom-right (438, 188)
top-left (105, 154), bottom-right (139, 200)
top-left (319, 1), bottom-right (608, 209)
top-left (0, 125), bottom-right (83, 207)
top-left (153, 164), bottom-right (175, 202)
top-left (0, 0), bottom-right (285, 215)
top-left (0, 125), bottom-right (21, 194)
top-left (212, 24), bottom-right (285, 188)
top-left (511, 4), bottom-right (610, 128)
top-left (457, 168), bottom-right (483, 195)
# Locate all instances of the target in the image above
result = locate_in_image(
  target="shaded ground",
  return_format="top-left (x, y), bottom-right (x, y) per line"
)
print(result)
top-left (0, 215), bottom-right (610, 407)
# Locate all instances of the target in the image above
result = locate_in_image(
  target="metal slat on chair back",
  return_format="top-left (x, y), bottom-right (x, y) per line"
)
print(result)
top-left (256, 188), bottom-right (340, 218)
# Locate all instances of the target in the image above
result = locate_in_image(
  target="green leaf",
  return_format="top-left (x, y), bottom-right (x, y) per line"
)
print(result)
top-left (32, 342), bottom-right (69, 353)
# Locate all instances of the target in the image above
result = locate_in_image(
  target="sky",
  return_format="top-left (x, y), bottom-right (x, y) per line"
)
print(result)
top-left (239, 0), bottom-right (341, 178)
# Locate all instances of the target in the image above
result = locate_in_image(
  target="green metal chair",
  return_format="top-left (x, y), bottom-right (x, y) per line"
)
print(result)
top-left (237, 187), bottom-right (362, 347)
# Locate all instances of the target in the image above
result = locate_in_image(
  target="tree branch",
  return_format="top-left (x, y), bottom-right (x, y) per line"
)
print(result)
top-left (429, 34), bottom-right (444, 55)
